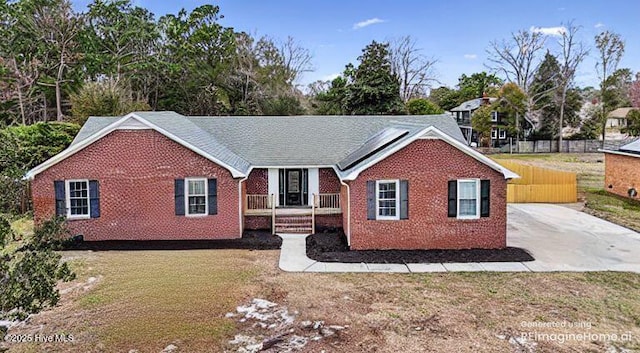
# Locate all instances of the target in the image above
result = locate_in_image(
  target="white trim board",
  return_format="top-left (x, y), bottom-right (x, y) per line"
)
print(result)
top-left (600, 149), bottom-right (640, 159)
top-left (341, 126), bottom-right (519, 181)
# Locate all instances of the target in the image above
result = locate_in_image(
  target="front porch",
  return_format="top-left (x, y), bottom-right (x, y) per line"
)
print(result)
top-left (244, 193), bottom-right (342, 216)
top-left (244, 193), bottom-right (342, 234)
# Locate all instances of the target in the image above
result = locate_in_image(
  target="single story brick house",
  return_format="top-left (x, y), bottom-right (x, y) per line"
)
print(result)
top-left (602, 139), bottom-right (640, 199)
top-left (26, 111), bottom-right (518, 250)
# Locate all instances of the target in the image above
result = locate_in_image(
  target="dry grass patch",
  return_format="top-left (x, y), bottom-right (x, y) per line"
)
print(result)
top-left (5, 248), bottom-right (640, 352)
top-left (6, 249), bottom-right (275, 353)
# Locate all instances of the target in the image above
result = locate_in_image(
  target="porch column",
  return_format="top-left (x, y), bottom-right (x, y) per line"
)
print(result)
top-left (308, 168), bottom-right (319, 206)
top-left (268, 168), bottom-right (279, 206)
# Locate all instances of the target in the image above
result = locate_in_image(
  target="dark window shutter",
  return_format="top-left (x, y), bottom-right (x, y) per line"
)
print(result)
top-left (481, 179), bottom-right (490, 217)
top-left (89, 180), bottom-right (100, 218)
top-left (175, 179), bottom-right (185, 216)
top-left (54, 180), bottom-right (66, 217)
top-left (399, 180), bottom-right (409, 220)
top-left (208, 178), bottom-right (218, 215)
top-left (448, 180), bottom-right (457, 217)
top-left (366, 180), bottom-right (375, 220)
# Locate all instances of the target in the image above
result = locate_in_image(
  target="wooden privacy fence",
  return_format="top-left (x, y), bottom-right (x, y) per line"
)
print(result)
top-left (497, 161), bottom-right (577, 203)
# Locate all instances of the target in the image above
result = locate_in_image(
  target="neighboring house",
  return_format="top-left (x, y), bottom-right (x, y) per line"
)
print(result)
top-left (26, 111), bottom-right (518, 250)
top-left (602, 139), bottom-right (640, 199)
top-left (450, 95), bottom-right (535, 148)
top-left (449, 96), bottom-right (507, 147)
top-left (606, 107), bottom-right (637, 128)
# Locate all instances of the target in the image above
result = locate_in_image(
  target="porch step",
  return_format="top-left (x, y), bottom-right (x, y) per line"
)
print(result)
top-left (274, 215), bottom-right (313, 234)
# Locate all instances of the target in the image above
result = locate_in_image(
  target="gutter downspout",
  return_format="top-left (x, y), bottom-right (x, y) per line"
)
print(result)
top-left (339, 180), bottom-right (351, 247)
top-left (238, 176), bottom-right (248, 236)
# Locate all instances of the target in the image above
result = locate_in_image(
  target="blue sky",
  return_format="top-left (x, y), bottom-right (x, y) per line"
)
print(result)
top-left (72, 0), bottom-right (640, 90)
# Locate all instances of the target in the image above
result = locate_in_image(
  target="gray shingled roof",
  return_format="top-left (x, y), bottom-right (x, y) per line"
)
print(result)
top-left (74, 112), bottom-right (465, 175)
top-left (620, 139), bottom-right (640, 154)
top-left (449, 97), bottom-right (497, 112)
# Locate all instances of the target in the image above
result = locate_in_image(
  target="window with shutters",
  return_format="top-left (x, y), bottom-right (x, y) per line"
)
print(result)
top-left (457, 179), bottom-right (480, 219)
top-left (186, 178), bottom-right (208, 216)
top-left (376, 180), bottom-right (399, 220)
top-left (66, 180), bottom-right (90, 219)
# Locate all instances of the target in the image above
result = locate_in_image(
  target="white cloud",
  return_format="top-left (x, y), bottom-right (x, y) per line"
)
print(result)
top-left (353, 18), bottom-right (386, 30)
top-left (322, 73), bottom-right (341, 81)
top-left (595, 22), bottom-right (605, 28)
top-left (530, 26), bottom-right (567, 37)
top-left (463, 54), bottom-right (477, 60)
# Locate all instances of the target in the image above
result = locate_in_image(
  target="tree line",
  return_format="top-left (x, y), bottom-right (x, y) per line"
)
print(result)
top-left (0, 0), bottom-right (317, 125)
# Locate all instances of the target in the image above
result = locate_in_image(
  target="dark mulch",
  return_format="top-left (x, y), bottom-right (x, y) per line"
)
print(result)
top-left (63, 230), bottom-right (281, 251)
top-left (306, 232), bottom-right (534, 263)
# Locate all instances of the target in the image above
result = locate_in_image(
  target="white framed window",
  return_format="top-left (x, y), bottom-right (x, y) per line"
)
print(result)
top-left (491, 111), bottom-right (498, 122)
top-left (66, 179), bottom-right (90, 219)
top-left (186, 178), bottom-right (208, 216)
top-left (491, 128), bottom-right (497, 139)
top-left (376, 180), bottom-right (400, 220)
top-left (499, 129), bottom-right (506, 139)
top-left (457, 179), bottom-right (480, 219)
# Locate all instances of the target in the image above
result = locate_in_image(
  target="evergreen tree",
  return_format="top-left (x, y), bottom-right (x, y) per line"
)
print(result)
top-left (345, 41), bottom-right (405, 115)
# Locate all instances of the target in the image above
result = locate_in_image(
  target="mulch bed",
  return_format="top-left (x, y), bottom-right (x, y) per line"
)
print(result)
top-left (306, 232), bottom-right (534, 263)
top-left (63, 230), bottom-right (282, 251)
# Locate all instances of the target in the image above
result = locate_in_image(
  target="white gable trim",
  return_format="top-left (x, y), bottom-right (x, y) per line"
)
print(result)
top-left (24, 113), bottom-right (246, 180)
top-left (600, 149), bottom-right (640, 159)
top-left (341, 126), bottom-right (519, 181)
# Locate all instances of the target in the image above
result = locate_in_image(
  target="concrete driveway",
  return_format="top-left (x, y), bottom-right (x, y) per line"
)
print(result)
top-left (508, 204), bottom-right (640, 272)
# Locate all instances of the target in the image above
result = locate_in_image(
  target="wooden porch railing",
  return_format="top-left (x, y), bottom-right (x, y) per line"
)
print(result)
top-left (316, 193), bottom-right (340, 209)
top-left (246, 194), bottom-right (271, 210)
top-left (246, 193), bottom-right (341, 210)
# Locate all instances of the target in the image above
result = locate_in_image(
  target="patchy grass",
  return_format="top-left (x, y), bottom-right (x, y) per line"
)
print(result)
top-left (6, 250), bottom-right (266, 352)
top-left (5, 250), bottom-right (640, 353)
top-left (584, 189), bottom-right (640, 232)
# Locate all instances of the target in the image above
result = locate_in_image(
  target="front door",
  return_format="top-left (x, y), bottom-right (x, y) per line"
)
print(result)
top-left (279, 169), bottom-right (308, 206)
top-left (286, 169), bottom-right (302, 206)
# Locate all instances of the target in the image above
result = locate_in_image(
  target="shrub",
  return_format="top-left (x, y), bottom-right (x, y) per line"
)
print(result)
top-left (0, 216), bottom-right (75, 320)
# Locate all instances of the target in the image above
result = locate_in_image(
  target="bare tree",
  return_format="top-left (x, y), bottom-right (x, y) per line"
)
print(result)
top-left (595, 30), bottom-right (625, 143)
top-left (487, 29), bottom-right (547, 132)
top-left (557, 21), bottom-right (589, 148)
top-left (30, 0), bottom-right (82, 121)
top-left (389, 35), bottom-right (438, 101)
top-left (279, 36), bottom-right (313, 88)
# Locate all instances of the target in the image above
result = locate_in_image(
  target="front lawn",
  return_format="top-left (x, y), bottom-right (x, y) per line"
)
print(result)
top-left (4, 248), bottom-right (640, 352)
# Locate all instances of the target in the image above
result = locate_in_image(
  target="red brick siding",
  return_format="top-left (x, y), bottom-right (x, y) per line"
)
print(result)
top-left (319, 168), bottom-right (341, 193)
top-left (246, 168), bottom-right (268, 194)
top-left (605, 153), bottom-right (640, 199)
top-left (316, 214), bottom-right (343, 229)
top-left (348, 139), bottom-right (507, 250)
top-left (32, 129), bottom-right (241, 241)
top-left (243, 214), bottom-right (342, 231)
top-left (244, 216), bottom-right (271, 230)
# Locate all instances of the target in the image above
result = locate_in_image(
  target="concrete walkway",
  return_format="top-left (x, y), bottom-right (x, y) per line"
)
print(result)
top-left (278, 204), bottom-right (640, 273)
